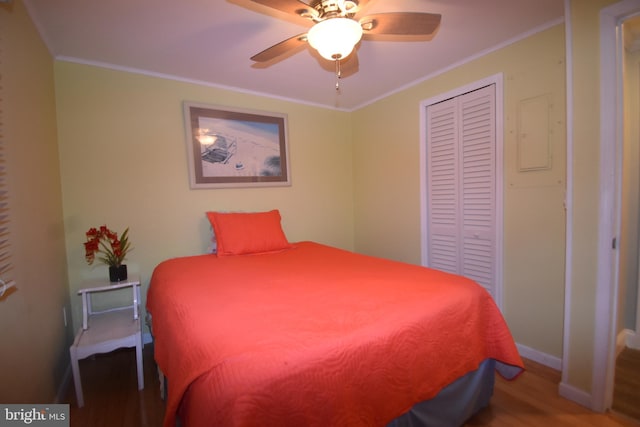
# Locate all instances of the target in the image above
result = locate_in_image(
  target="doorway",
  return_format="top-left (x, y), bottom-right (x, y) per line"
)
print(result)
top-left (593, 0), bottom-right (640, 414)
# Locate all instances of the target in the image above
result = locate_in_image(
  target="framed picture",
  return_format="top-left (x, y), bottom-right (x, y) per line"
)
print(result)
top-left (183, 102), bottom-right (291, 189)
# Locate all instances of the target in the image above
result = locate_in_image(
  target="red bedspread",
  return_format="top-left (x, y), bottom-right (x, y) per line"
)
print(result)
top-left (147, 242), bottom-right (523, 427)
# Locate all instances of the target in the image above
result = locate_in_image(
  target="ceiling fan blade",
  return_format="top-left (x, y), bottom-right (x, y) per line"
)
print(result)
top-left (249, 0), bottom-right (315, 18)
top-left (360, 12), bottom-right (442, 36)
top-left (251, 33), bottom-right (308, 62)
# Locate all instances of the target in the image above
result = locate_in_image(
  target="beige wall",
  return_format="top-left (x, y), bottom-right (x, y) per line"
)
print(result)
top-left (54, 62), bottom-right (355, 333)
top-left (564, 0), bottom-right (618, 393)
top-left (352, 25), bottom-right (567, 359)
top-left (0, 0), bottom-right (72, 402)
top-left (3, 0), bottom-right (624, 404)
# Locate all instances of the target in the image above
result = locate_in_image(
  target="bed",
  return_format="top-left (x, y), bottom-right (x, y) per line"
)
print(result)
top-left (146, 210), bottom-right (523, 427)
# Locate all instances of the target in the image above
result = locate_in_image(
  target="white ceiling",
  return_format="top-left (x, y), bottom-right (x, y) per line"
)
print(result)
top-left (23, 0), bottom-right (564, 111)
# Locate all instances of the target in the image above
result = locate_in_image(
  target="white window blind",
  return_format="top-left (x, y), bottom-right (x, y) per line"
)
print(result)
top-left (0, 67), bottom-right (15, 298)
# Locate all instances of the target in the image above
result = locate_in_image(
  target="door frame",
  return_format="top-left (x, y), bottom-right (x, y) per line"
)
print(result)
top-left (419, 73), bottom-right (504, 310)
top-left (590, 0), bottom-right (640, 412)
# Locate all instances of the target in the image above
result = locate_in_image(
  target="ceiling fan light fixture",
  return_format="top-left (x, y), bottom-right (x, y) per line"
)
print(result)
top-left (307, 17), bottom-right (363, 61)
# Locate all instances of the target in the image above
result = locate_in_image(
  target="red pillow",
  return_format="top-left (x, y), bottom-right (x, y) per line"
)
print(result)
top-left (206, 210), bottom-right (293, 256)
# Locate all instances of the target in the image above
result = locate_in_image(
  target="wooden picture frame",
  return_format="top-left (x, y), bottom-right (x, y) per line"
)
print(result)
top-left (183, 102), bottom-right (291, 189)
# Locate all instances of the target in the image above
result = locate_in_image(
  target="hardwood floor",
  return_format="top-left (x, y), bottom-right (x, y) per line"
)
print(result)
top-left (612, 348), bottom-right (640, 421)
top-left (64, 346), bottom-right (165, 427)
top-left (466, 358), bottom-right (639, 427)
top-left (63, 345), bottom-right (639, 427)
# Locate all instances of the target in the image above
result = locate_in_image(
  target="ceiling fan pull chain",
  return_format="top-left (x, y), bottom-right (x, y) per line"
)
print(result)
top-left (335, 59), bottom-right (342, 91)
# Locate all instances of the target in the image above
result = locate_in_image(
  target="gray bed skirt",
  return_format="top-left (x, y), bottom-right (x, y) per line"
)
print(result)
top-left (387, 358), bottom-right (496, 427)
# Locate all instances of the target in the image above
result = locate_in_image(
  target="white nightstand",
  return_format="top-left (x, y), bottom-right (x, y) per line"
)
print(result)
top-left (69, 274), bottom-right (144, 407)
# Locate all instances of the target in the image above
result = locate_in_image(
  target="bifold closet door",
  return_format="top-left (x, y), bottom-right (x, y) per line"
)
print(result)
top-left (426, 85), bottom-right (496, 297)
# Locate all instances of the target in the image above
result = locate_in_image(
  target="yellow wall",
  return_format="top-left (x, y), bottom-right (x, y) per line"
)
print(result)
top-left (0, 0), bottom-right (72, 402)
top-left (564, 0), bottom-right (618, 393)
top-left (3, 0), bottom-right (624, 404)
top-left (54, 63), bottom-right (355, 333)
top-left (352, 25), bottom-right (567, 359)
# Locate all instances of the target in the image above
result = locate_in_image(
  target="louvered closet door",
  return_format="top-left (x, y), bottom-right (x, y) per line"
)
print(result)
top-left (426, 98), bottom-right (461, 274)
top-left (426, 85), bottom-right (496, 296)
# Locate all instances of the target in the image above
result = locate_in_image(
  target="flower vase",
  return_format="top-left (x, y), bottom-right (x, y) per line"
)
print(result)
top-left (109, 264), bottom-right (128, 282)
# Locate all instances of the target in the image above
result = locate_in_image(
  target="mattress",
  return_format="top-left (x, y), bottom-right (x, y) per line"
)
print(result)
top-left (146, 241), bottom-right (523, 427)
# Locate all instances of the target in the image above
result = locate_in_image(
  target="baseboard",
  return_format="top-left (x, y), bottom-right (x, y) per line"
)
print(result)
top-left (516, 342), bottom-right (562, 371)
top-left (616, 328), bottom-right (640, 352)
top-left (558, 381), bottom-right (592, 409)
top-left (624, 329), bottom-right (640, 350)
top-left (515, 343), bottom-right (598, 411)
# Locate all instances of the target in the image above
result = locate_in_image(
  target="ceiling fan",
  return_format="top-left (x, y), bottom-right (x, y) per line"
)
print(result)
top-left (247, 0), bottom-right (441, 86)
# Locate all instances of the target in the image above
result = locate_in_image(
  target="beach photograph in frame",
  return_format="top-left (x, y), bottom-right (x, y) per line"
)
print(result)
top-left (184, 102), bottom-right (291, 189)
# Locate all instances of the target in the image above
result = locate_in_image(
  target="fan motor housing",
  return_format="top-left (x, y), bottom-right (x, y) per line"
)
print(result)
top-left (312, 0), bottom-right (359, 19)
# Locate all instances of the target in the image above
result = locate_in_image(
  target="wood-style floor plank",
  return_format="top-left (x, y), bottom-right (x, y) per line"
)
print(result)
top-left (467, 358), bottom-right (639, 427)
top-left (63, 345), bottom-right (639, 426)
top-left (612, 348), bottom-right (640, 421)
top-left (64, 346), bottom-right (165, 427)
